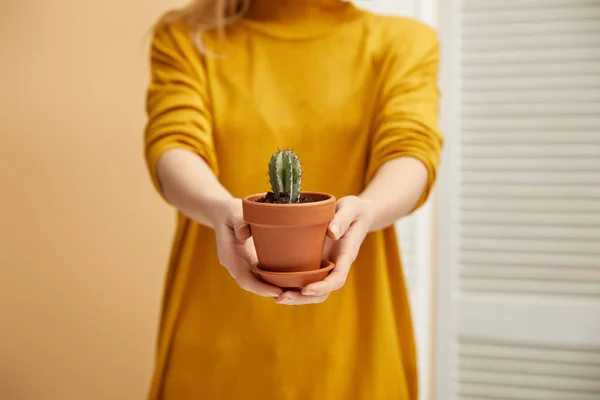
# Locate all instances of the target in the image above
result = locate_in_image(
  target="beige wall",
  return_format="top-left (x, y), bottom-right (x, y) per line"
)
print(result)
top-left (0, 1), bottom-right (185, 399)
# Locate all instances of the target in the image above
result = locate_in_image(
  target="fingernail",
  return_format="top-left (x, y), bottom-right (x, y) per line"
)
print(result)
top-left (330, 224), bottom-right (339, 238)
top-left (302, 290), bottom-right (316, 296)
top-left (277, 297), bottom-right (293, 305)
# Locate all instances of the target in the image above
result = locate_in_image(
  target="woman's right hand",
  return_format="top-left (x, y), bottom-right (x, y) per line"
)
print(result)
top-left (213, 198), bottom-right (283, 298)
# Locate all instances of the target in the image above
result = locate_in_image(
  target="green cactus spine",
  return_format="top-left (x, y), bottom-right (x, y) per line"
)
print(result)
top-left (268, 150), bottom-right (302, 203)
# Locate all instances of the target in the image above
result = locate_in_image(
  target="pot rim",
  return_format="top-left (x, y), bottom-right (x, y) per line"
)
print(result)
top-left (242, 191), bottom-right (336, 208)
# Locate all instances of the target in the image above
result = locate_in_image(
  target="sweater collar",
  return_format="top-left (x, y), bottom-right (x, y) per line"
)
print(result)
top-left (241, 0), bottom-right (362, 39)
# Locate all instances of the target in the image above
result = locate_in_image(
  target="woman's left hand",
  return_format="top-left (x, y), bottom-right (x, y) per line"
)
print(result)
top-left (274, 195), bottom-right (374, 305)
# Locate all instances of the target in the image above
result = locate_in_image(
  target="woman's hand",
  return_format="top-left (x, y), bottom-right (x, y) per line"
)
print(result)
top-left (274, 196), bottom-right (374, 305)
top-left (214, 198), bottom-right (283, 298)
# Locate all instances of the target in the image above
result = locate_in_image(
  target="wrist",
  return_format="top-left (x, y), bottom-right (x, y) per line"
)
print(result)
top-left (359, 197), bottom-right (377, 230)
top-left (207, 196), bottom-right (239, 227)
top-left (188, 193), bottom-right (235, 228)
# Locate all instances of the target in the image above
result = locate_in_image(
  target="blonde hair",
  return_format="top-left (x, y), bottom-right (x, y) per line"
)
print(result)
top-left (157, 0), bottom-right (250, 53)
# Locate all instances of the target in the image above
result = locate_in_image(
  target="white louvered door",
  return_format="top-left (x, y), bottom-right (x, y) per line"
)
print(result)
top-left (436, 0), bottom-right (600, 399)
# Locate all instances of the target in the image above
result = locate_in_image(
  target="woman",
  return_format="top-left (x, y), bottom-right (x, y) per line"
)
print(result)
top-left (144, 0), bottom-right (443, 398)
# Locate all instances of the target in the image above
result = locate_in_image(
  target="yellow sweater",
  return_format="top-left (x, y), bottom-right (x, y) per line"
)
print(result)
top-left (144, 1), bottom-right (443, 399)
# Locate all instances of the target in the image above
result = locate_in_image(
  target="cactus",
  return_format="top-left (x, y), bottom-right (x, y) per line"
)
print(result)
top-left (268, 150), bottom-right (302, 203)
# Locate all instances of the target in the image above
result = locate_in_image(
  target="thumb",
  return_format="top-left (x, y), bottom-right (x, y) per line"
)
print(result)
top-left (234, 221), bottom-right (252, 241)
top-left (328, 199), bottom-right (360, 240)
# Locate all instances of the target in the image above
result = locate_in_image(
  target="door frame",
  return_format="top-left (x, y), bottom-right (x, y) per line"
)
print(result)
top-left (434, 0), bottom-right (462, 398)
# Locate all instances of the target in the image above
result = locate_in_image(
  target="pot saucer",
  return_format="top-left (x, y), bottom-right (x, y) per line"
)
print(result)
top-left (251, 260), bottom-right (335, 290)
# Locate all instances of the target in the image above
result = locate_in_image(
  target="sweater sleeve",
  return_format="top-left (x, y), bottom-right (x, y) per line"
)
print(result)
top-left (144, 23), bottom-right (218, 196)
top-left (366, 22), bottom-right (444, 211)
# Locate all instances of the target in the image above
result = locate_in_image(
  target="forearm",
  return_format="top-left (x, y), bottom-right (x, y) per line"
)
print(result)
top-left (156, 148), bottom-right (232, 228)
top-left (359, 157), bottom-right (429, 232)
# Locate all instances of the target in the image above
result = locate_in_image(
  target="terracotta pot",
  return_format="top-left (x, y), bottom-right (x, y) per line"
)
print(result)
top-left (242, 192), bottom-right (336, 276)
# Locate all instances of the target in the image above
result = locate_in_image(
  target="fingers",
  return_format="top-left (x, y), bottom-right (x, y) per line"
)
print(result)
top-left (328, 196), bottom-right (361, 240)
top-left (321, 236), bottom-right (333, 261)
top-left (302, 222), bottom-right (366, 296)
top-left (301, 251), bottom-right (354, 296)
top-left (274, 291), bottom-right (328, 305)
top-left (237, 269), bottom-right (283, 297)
top-left (236, 241), bottom-right (258, 266)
